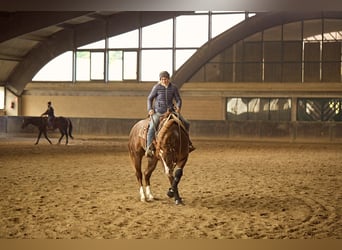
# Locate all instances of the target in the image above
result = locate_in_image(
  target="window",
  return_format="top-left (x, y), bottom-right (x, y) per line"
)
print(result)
top-left (297, 98), bottom-right (342, 121)
top-left (90, 52), bottom-right (105, 80)
top-left (0, 86), bottom-right (4, 109)
top-left (33, 12), bottom-right (250, 82)
top-left (175, 49), bottom-right (196, 70)
top-left (78, 40), bottom-right (105, 49)
top-left (227, 97), bottom-right (291, 121)
top-left (76, 51), bottom-right (90, 81)
top-left (176, 15), bottom-right (209, 47)
top-left (211, 13), bottom-right (245, 37)
top-left (32, 51), bottom-right (73, 81)
top-left (193, 19), bottom-right (342, 83)
top-left (142, 19), bottom-right (173, 48)
top-left (108, 30), bottom-right (139, 49)
top-left (123, 51), bottom-right (137, 80)
top-left (108, 51), bottom-right (123, 81)
top-left (141, 50), bottom-right (172, 81)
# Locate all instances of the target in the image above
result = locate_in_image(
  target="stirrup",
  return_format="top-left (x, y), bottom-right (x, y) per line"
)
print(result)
top-left (145, 149), bottom-right (154, 157)
top-left (145, 144), bottom-right (155, 157)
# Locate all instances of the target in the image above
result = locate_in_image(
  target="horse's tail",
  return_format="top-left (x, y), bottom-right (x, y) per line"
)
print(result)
top-left (68, 118), bottom-right (74, 139)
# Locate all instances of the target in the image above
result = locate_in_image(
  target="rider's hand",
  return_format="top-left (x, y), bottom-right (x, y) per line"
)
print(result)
top-left (148, 109), bottom-right (154, 116)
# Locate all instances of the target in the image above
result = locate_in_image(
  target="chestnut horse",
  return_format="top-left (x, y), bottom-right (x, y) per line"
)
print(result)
top-left (128, 113), bottom-right (190, 205)
top-left (21, 116), bottom-right (73, 145)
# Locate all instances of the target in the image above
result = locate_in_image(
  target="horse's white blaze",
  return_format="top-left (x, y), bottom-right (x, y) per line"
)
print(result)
top-left (145, 185), bottom-right (154, 201)
top-left (139, 186), bottom-right (146, 202)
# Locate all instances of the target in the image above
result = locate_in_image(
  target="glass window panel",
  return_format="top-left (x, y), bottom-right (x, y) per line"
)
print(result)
top-left (33, 51), bottom-right (73, 81)
top-left (235, 41), bottom-right (244, 62)
top-left (324, 19), bottom-right (342, 41)
top-left (244, 32), bottom-right (262, 41)
top-left (90, 52), bottom-right (104, 80)
top-left (263, 26), bottom-right (282, 41)
top-left (304, 42), bottom-right (320, 61)
top-left (227, 98), bottom-right (291, 121)
top-left (189, 67), bottom-right (205, 82)
top-left (322, 42), bottom-right (341, 82)
top-left (123, 51), bottom-right (137, 80)
top-left (322, 42), bottom-right (341, 61)
top-left (244, 42), bottom-right (262, 62)
top-left (298, 98), bottom-right (341, 121)
top-left (211, 13), bottom-right (245, 38)
top-left (108, 50), bottom-right (123, 81)
top-left (264, 42), bottom-right (282, 61)
top-left (282, 63), bottom-right (302, 82)
top-left (248, 12), bottom-right (256, 18)
top-left (142, 19), bottom-right (173, 48)
top-left (176, 15), bottom-right (208, 47)
top-left (76, 51), bottom-right (90, 81)
top-left (0, 86), bottom-right (4, 109)
top-left (269, 98), bottom-right (291, 121)
top-left (227, 98), bottom-right (248, 120)
top-left (211, 46), bottom-right (234, 63)
top-left (141, 50), bottom-right (172, 81)
top-left (264, 63), bottom-right (282, 82)
top-left (256, 98), bottom-right (270, 120)
top-left (303, 19), bottom-right (322, 41)
top-left (248, 98), bottom-right (260, 112)
top-left (205, 63), bottom-right (224, 81)
top-left (175, 49), bottom-right (196, 69)
top-left (242, 63), bottom-right (262, 82)
top-left (222, 63), bottom-right (234, 82)
top-left (78, 39), bottom-right (105, 49)
top-left (322, 62), bottom-right (340, 82)
top-left (283, 41), bottom-right (302, 61)
top-left (108, 30), bottom-right (139, 48)
top-left (304, 43), bottom-right (320, 82)
top-left (283, 22), bottom-right (302, 41)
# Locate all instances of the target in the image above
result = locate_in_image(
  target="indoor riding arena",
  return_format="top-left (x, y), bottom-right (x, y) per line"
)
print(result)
top-left (1, 9), bottom-right (342, 240)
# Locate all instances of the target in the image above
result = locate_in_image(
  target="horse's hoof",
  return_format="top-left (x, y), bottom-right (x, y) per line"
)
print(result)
top-left (167, 188), bottom-right (174, 198)
top-left (175, 199), bottom-right (184, 205)
top-left (147, 197), bottom-right (154, 202)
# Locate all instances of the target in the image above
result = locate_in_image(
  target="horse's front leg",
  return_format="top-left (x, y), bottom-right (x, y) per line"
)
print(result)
top-left (35, 131), bottom-right (42, 145)
top-left (144, 157), bottom-right (158, 201)
top-left (167, 158), bottom-right (187, 205)
top-left (58, 129), bottom-right (64, 144)
top-left (62, 128), bottom-right (69, 145)
top-left (42, 130), bottom-right (52, 144)
top-left (167, 167), bottom-right (184, 205)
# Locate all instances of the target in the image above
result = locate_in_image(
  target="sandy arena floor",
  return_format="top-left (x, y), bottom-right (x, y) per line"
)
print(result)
top-left (0, 135), bottom-right (341, 239)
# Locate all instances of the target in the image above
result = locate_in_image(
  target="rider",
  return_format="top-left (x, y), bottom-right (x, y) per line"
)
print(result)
top-left (41, 101), bottom-right (55, 129)
top-left (145, 71), bottom-right (195, 157)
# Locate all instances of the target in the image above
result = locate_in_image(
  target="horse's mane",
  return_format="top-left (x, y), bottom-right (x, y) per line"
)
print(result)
top-left (156, 113), bottom-right (186, 152)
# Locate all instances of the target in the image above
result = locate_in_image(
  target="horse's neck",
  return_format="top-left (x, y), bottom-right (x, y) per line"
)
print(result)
top-left (31, 117), bottom-right (44, 126)
top-left (155, 120), bottom-right (178, 150)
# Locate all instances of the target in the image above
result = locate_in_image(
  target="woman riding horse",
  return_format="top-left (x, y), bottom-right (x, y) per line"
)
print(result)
top-left (145, 71), bottom-right (195, 157)
top-left (128, 71), bottom-right (195, 205)
top-left (128, 111), bottom-right (191, 205)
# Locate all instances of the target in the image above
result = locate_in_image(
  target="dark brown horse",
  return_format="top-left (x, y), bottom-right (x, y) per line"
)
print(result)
top-left (128, 113), bottom-right (190, 205)
top-left (21, 116), bottom-right (73, 145)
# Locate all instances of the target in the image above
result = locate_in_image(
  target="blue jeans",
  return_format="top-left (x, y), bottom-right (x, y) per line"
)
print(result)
top-left (146, 112), bottom-right (190, 149)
